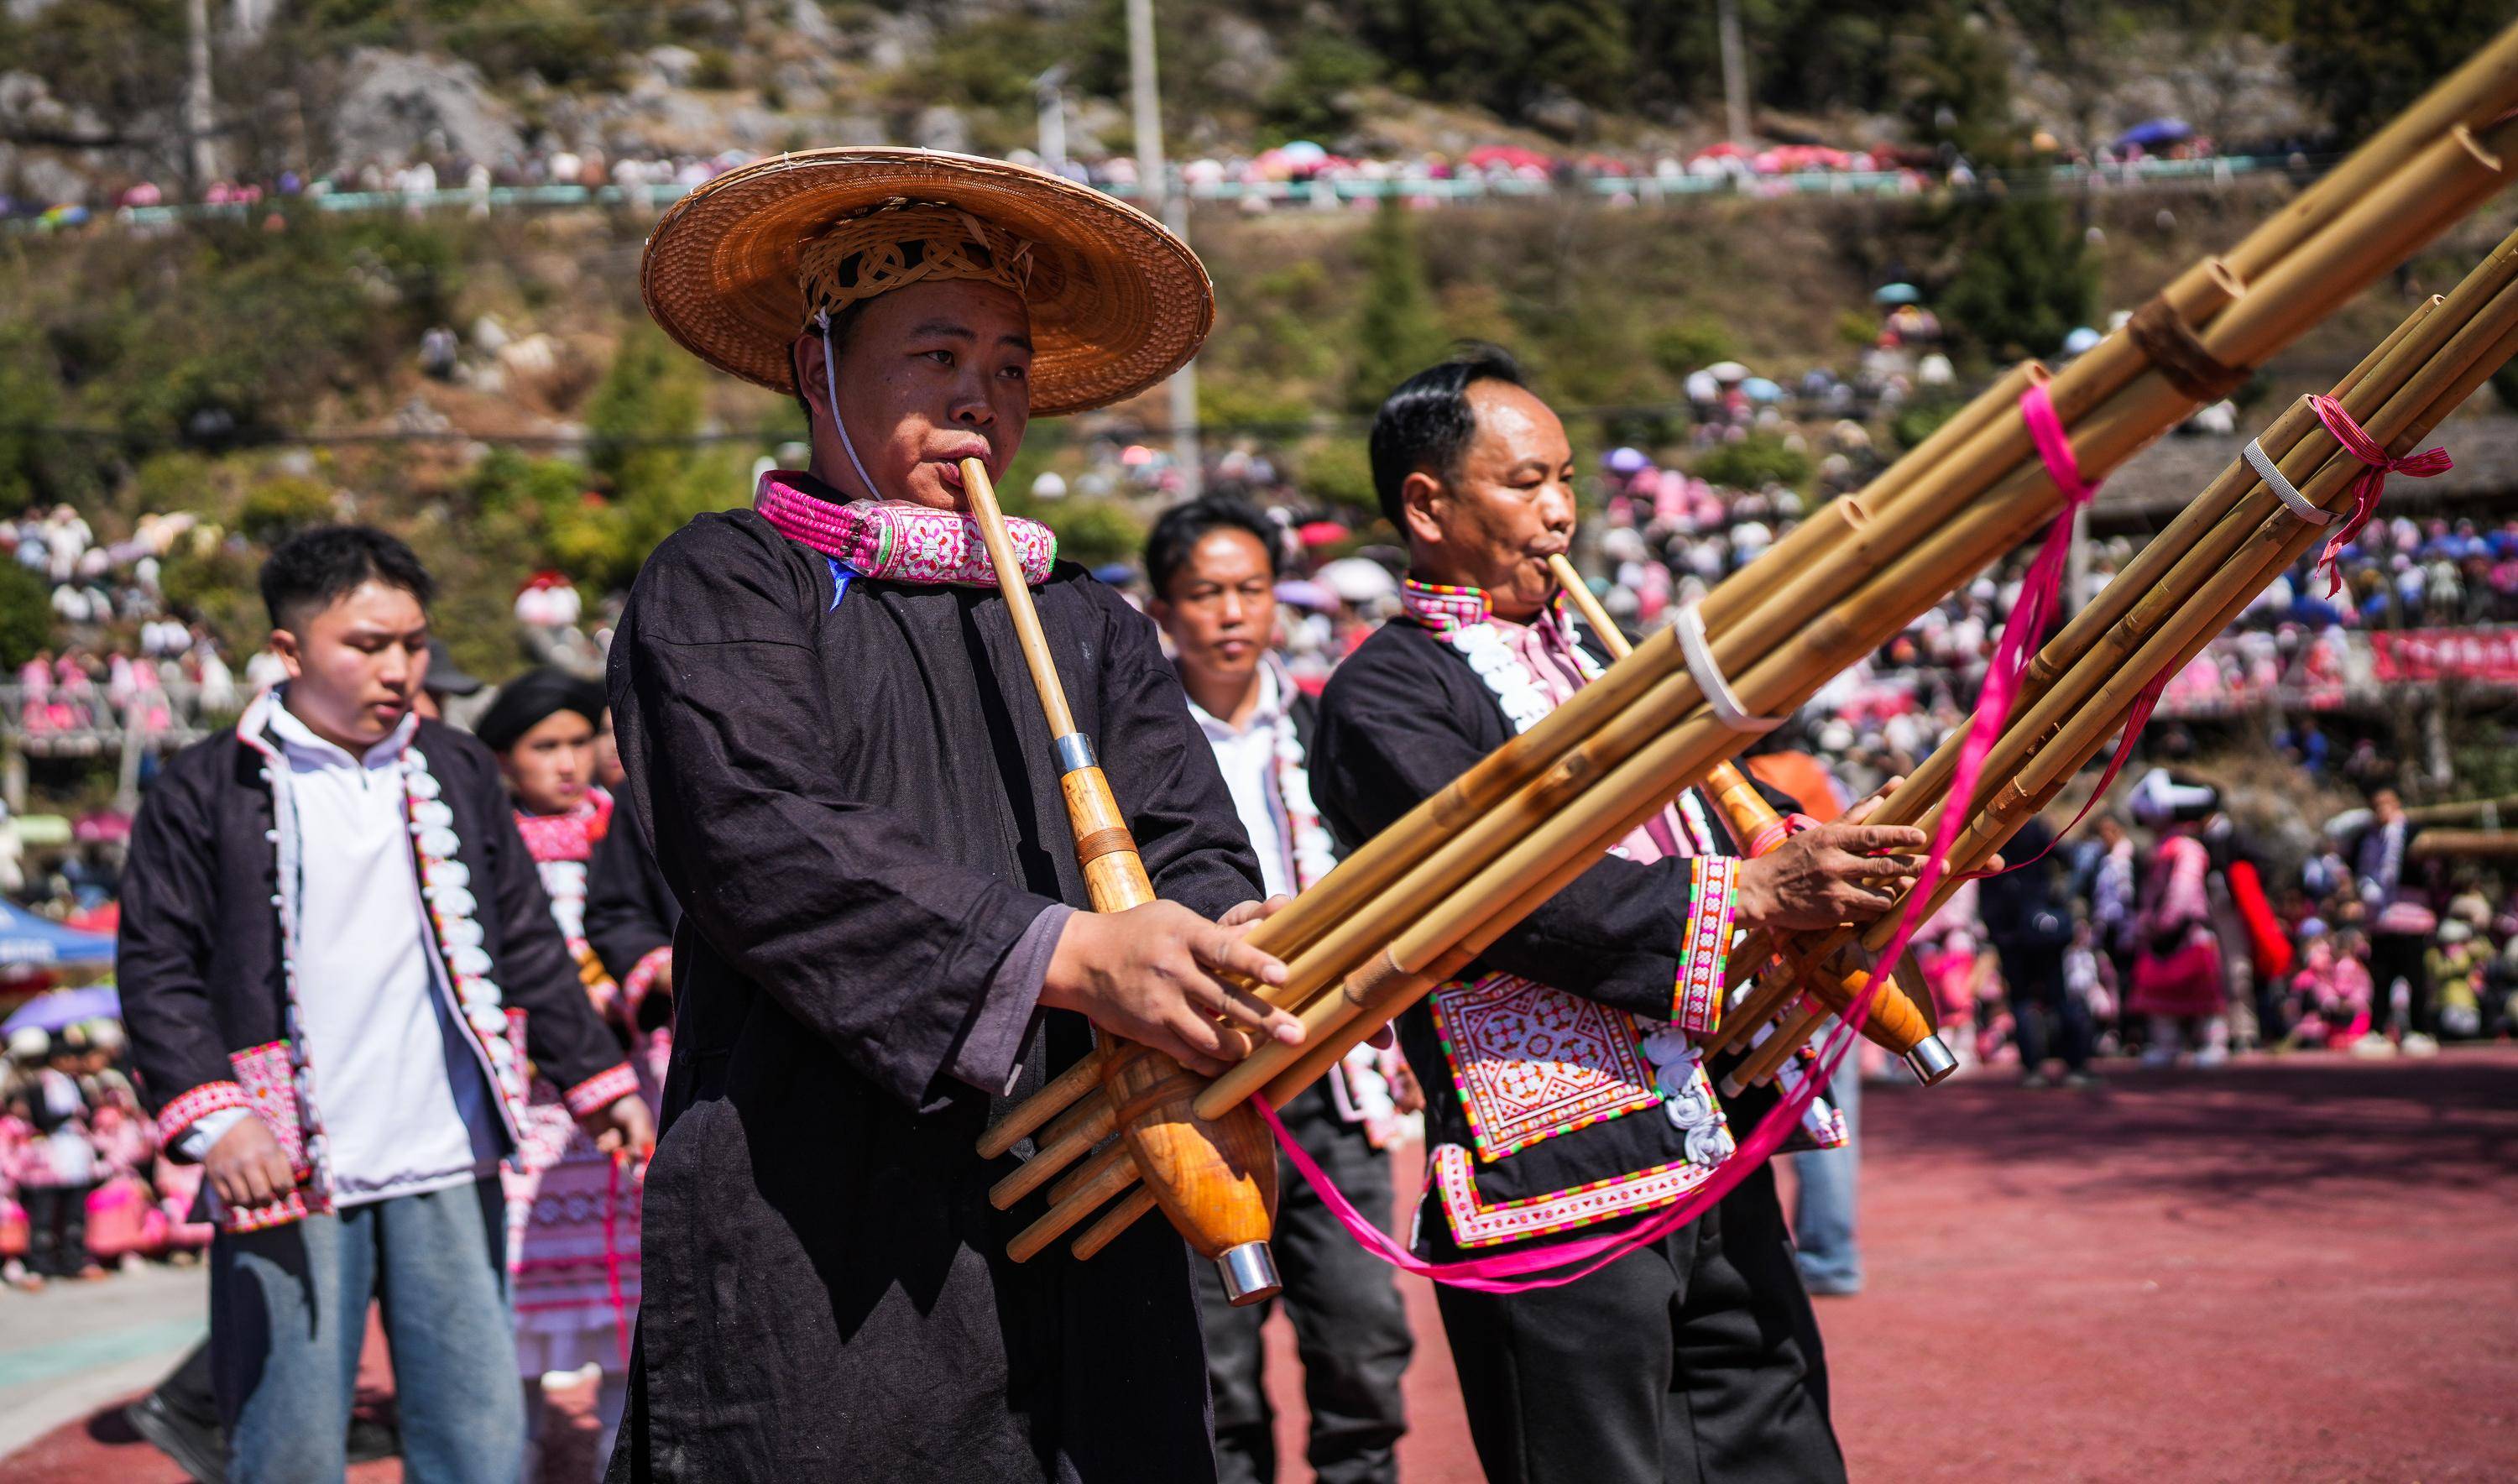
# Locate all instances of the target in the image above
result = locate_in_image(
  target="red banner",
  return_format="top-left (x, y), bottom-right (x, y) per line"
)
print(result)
top-left (2368, 627), bottom-right (2518, 684)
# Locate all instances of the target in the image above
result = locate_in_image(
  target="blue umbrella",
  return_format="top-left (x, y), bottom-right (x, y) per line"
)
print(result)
top-left (2, 984), bottom-right (120, 1036)
top-left (0, 902), bottom-right (114, 972)
top-left (2063, 327), bottom-right (2103, 355)
top-left (2115, 118), bottom-right (2191, 150)
top-left (1741, 377), bottom-right (1784, 402)
top-left (1873, 282), bottom-right (1921, 306)
top-left (1273, 578), bottom-right (1335, 611)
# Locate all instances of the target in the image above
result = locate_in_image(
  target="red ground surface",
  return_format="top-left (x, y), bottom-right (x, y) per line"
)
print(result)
top-left (9, 1048), bottom-right (2513, 1481)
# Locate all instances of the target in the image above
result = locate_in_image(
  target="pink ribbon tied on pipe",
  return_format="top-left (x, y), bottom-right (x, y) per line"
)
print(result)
top-left (2304, 393), bottom-right (2453, 595)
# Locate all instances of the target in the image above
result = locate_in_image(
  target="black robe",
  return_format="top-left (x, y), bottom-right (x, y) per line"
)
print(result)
top-left (605, 509), bottom-right (1261, 1482)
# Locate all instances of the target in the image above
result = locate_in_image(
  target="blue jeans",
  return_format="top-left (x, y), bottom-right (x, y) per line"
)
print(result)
top-left (211, 1175), bottom-right (523, 1484)
top-left (1791, 1042), bottom-right (1861, 1293)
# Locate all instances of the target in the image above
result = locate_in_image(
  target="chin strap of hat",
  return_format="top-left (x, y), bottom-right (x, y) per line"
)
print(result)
top-left (818, 307), bottom-right (885, 504)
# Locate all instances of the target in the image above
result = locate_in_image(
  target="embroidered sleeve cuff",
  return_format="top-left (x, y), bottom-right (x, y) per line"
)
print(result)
top-left (1670, 856), bottom-right (1739, 1034)
top-left (623, 946), bottom-right (672, 1015)
top-left (159, 1079), bottom-right (251, 1146)
top-left (563, 1063), bottom-right (640, 1117)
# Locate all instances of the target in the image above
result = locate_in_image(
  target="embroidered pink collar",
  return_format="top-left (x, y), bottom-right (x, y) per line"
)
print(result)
top-left (755, 469), bottom-right (1057, 588)
top-left (515, 790), bottom-right (613, 865)
top-left (1400, 577), bottom-right (1569, 637)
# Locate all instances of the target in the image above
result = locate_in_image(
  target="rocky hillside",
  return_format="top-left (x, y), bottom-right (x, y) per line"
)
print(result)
top-left (0, 2), bottom-right (2499, 206)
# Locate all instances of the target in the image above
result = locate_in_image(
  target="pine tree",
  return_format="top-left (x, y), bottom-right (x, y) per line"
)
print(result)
top-left (1345, 200), bottom-right (1449, 414)
top-left (1943, 194), bottom-right (2097, 361)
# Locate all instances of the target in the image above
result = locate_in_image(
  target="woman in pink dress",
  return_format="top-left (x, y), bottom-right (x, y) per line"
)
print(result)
top-left (477, 668), bottom-right (650, 1477)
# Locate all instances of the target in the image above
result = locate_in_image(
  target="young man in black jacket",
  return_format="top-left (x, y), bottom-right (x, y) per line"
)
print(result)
top-left (118, 525), bottom-right (651, 1481)
top-left (1146, 496), bottom-right (1416, 1484)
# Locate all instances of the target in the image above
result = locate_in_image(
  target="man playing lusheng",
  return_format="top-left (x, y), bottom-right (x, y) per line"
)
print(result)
top-left (118, 525), bottom-right (651, 1482)
top-left (609, 149), bottom-right (1303, 1481)
top-left (1144, 496), bottom-right (1416, 1484)
top-left (1309, 348), bottom-right (1929, 1484)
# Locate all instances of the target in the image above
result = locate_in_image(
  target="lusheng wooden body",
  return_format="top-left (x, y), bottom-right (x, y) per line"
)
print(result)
top-left (958, 457), bottom-right (1278, 1284)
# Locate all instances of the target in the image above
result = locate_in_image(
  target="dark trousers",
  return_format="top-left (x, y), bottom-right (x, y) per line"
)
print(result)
top-left (1998, 943), bottom-right (2092, 1074)
top-left (1196, 1082), bottom-right (1413, 1484)
top-left (22, 1182), bottom-right (95, 1278)
top-left (1428, 1163), bottom-right (1843, 1484)
top-left (2369, 932), bottom-right (2432, 1035)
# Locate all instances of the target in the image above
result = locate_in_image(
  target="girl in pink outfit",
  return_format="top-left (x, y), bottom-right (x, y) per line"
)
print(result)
top-left (2131, 823), bottom-right (2232, 1067)
top-left (2286, 929), bottom-right (2373, 1049)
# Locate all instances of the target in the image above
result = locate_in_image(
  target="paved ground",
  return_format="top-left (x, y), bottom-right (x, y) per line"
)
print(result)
top-left (7, 1046), bottom-right (2513, 1481)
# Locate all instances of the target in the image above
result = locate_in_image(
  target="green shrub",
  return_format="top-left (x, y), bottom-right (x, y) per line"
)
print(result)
top-left (238, 475), bottom-right (338, 546)
top-left (1648, 319), bottom-right (1737, 380)
top-left (1041, 498), bottom-right (1147, 570)
top-left (1692, 433), bottom-right (1810, 491)
top-left (0, 564), bottom-right (54, 671)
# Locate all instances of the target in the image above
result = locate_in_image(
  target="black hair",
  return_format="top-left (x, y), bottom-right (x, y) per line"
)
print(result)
top-left (1366, 343), bottom-right (1528, 530)
top-left (259, 525), bottom-right (434, 631)
top-left (787, 300), bottom-right (876, 433)
top-left (1143, 496), bottom-right (1282, 600)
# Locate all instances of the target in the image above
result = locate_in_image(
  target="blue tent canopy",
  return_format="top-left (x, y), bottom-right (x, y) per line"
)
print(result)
top-left (0, 901), bottom-right (115, 969)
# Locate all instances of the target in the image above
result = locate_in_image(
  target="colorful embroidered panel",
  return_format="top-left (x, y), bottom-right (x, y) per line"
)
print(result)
top-left (1431, 1140), bottom-right (1722, 1248)
top-left (222, 1040), bottom-right (330, 1232)
top-left (1431, 973), bottom-right (1659, 1161)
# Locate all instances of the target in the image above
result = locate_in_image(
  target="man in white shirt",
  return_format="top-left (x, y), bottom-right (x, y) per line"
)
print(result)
top-left (1144, 498), bottom-right (1414, 1484)
top-left (120, 526), bottom-right (650, 1482)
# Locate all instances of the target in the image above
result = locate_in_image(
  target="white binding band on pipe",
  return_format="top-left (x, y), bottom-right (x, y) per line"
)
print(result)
top-left (2244, 434), bottom-right (2337, 525)
top-left (1675, 600), bottom-right (1783, 733)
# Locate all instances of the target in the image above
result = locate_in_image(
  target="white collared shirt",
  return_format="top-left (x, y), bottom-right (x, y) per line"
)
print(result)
top-left (1185, 661), bottom-right (1294, 901)
top-left (196, 703), bottom-right (504, 1206)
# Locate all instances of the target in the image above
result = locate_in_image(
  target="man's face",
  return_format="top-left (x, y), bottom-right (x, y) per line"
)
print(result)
top-left (1151, 528), bottom-right (1277, 689)
top-left (1402, 380), bottom-right (1577, 620)
top-left (272, 580), bottom-right (429, 749)
top-left (593, 707), bottom-right (625, 790)
top-left (501, 709), bottom-right (596, 817)
top-left (2096, 817), bottom-right (2124, 848)
top-left (797, 279), bottom-right (1033, 512)
top-left (2374, 788), bottom-right (2402, 823)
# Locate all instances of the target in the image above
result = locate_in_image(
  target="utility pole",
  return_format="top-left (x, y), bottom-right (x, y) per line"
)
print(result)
top-left (1035, 65), bottom-right (1069, 176)
top-left (185, 0), bottom-right (221, 193)
top-left (1716, 0), bottom-right (1753, 144)
top-left (1127, 0), bottom-right (1200, 498)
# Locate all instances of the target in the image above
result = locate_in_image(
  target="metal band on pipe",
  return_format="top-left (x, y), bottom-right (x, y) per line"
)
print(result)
top-left (1054, 734), bottom-right (1098, 771)
top-left (1675, 601), bottom-right (1783, 734)
top-left (2243, 430), bottom-right (2337, 525)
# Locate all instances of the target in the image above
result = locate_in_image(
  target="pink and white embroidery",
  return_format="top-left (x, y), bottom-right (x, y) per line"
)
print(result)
top-left (755, 470), bottom-right (1056, 587)
top-left (219, 1041), bottom-right (327, 1231)
top-left (1432, 1141), bottom-right (1722, 1248)
top-left (1431, 974), bottom-right (1659, 1161)
top-left (1672, 856), bottom-right (1737, 1032)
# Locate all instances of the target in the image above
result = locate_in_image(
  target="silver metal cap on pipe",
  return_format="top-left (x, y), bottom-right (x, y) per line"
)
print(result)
top-left (1216, 1241), bottom-right (1282, 1307)
top-left (1902, 1034), bottom-right (1960, 1086)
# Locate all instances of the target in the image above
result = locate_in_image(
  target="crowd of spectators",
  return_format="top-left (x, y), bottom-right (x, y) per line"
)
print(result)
top-left (2, 1015), bottom-right (207, 1290)
top-left (7, 122), bottom-right (2298, 227)
top-left (2, 507), bottom-right (246, 745)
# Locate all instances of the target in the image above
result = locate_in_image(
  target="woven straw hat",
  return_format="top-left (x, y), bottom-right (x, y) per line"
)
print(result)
top-left (640, 148), bottom-right (1213, 416)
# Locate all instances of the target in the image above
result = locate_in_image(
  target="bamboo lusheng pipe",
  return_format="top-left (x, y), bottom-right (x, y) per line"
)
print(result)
top-left (1838, 283), bottom-right (2518, 953)
top-left (1724, 280), bottom-right (2518, 1083)
top-left (999, 63), bottom-right (2518, 1189)
top-left (2409, 829), bottom-right (2518, 859)
top-left (987, 110), bottom-right (2505, 1142)
top-left (1717, 241), bottom-right (2518, 1006)
top-left (1546, 556), bottom-right (1952, 1076)
top-left (1753, 277), bottom-right (2518, 1002)
top-left (2404, 798), bottom-right (2518, 828)
top-left (959, 457), bottom-right (1282, 1303)
top-left (1199, 232), bottom-right (2518, 1124)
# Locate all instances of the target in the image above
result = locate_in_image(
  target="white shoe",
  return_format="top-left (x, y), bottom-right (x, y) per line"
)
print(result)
top-left (2348, 1033), bottom-right (2397, 1058)
top-left (2193, 1044), bottom-right (2230, 1069)
top-left (2401, 1032), bottom-right (2440, 1058)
